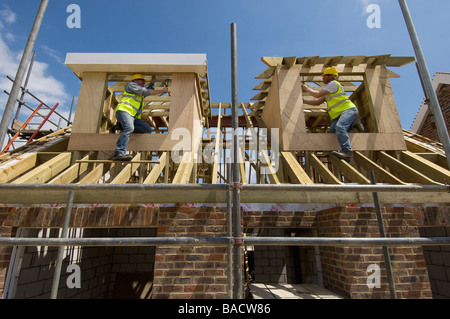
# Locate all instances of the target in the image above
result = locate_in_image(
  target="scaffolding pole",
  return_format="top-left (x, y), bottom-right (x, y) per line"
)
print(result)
top-left (398, 0), bottom-right (450, 169)
top-left (230, 22), bottom-right (243, 299)
top-left (0, 0), bottom-right (49, 148)
top-left (370, 172), bottom-right (396, 299)
top-left (1, 236), bottom-right (449, 247)
top-left (50, 191), bottom-right (74, 299)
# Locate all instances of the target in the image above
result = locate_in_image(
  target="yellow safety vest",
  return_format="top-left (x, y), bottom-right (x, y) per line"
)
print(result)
top-left (325, 80), bottom-right (356, 120)
top-left (116, 89), bottom-right (144, 119)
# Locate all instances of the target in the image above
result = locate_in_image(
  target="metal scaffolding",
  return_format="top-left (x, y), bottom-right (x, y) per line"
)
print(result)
top-left (2, 8), bottom-right (450, 299)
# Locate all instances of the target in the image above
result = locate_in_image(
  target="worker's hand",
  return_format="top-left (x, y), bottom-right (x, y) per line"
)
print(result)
top-left (162, 87), bottom-right (169, 93)
top-left (302, 84), bottom-right (309, 92)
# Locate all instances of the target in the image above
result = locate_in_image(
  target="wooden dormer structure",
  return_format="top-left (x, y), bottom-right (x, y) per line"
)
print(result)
top-left (250, 55), bottom-right (415, 151)
top-left (65, 53), bottom-right (210, 153)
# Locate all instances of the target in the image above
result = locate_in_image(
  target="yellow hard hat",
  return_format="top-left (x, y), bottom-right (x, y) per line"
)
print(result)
top-left (131, 73), bottom-right (145, 81)
top-left (321, 67), bottom-right (338, 77)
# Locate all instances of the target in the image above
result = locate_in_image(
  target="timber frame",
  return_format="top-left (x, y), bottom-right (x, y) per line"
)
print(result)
top-left (0, 54), bottom-right (449, 206)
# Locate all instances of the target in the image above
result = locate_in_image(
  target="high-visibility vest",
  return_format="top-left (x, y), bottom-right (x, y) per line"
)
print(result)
top-left (116, 89), bottom-right (144, 119)
top-left (325, 80), bottom-right (356, 120)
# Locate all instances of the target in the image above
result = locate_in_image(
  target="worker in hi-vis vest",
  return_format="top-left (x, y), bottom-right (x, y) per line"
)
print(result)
top-left (302, 67), bottom-right (364, 162)
top-left (112, 74), bottom-right (168, 161)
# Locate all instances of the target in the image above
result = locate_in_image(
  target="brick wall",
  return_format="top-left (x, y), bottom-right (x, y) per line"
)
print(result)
top-left (317, 206), bottom-right (432, 299)
top-left (0, 208), bottom-right (16, 297)
top-left (1, 205), bottom-right (448, 299)
top-left (151, 206), bottom-right (229, 299)
top-left (419, 84), bottom-right (450, 141)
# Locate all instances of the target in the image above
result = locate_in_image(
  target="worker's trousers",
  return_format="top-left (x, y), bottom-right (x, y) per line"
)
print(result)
top-left (328, 107), bottom-right (358, 153)
top-left (114, 110), bottom-right (152, 156)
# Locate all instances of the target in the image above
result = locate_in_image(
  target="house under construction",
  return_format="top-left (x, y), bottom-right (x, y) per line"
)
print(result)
top-left (0, 52), bottom-right (449, 299)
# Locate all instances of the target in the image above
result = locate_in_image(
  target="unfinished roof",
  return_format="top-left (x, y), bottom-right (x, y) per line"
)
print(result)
top-left (0, 54), bottom-right (449, 206)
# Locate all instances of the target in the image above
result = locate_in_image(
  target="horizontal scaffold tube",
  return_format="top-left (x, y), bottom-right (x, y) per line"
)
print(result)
top-left (0, 237), bottom-right (449, 247)
top-left (0, 183), bottom-right (448, 205)
top-left (0, 183), bottom-right (448, 192)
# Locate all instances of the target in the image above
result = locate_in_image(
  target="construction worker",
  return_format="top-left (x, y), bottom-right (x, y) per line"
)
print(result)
top-left (302, 67), bottom-right (364, 162)
top-left (112, 74), bottom-right (168, 161)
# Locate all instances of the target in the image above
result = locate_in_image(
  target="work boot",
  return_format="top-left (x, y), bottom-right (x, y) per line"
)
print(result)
top-left (352, 117), bottom-right (365, 132)
top-left (331, 151), bottom-right (352, 162)
top-left (112, 153), bottom-right (133, 161)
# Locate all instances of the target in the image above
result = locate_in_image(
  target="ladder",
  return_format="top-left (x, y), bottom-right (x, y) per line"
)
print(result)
top-left (1, 102), bottom-right (59, 155)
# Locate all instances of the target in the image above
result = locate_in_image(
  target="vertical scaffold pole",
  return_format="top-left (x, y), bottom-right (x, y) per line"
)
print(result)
top-left (370, 172), bottom-right (396, 299)
top-left (50, 191), bottom-right (74, 299)
top-left (398, 0), bottom-right (450, 169)
top-left (0, 0), bottom-right (49, 149)
top-left (230, 22), bottom-right (243, 299)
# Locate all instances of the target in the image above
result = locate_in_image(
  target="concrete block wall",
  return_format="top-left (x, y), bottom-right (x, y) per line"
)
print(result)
top-left (253, 229), bottom-right (287, 283)
top-left (11, 228), bottom-right (114, 299)
top-left (420, 226), bottom-right (450, 299)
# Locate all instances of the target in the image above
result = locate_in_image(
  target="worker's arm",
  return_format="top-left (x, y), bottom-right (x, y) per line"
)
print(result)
top-left (302, 84), bottom-right (329, 99)
top-left (147, 76), bottom-right (168, 95)
top-left (127, 81), bottom-right (168, 97)
top-left (303, 96), bottom-right (326, 106)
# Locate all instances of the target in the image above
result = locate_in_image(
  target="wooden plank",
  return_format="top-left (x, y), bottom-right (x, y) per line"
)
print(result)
top-left (416, 152), bottom-right (449, 170)
top-left (211, 104), bottom-right (223, 184)
top-left (378, 151), bottom-right (440, 185)
top-left (68, 133), bottom-right (188, 151)
top-left (65, 52), bottom-right (208, 77)
top-left (77, 163), bottom-right (107, 184)
top-left (143, 152), bottom-right (167, 184)
top-left (353, 151), bottom-right (405, 184)
top-left (261, 57), bottom-right (283, 67)
top-left (260, 151), bottom-right (280, 184)
top-left (0, 153), bottom-right (38, 183)
top-left (71, 72), bottom-right (108, 134)
top-left (328, 154), bottom-right (371, 184)
top-left (48, 153), bottom-right (91, 184)
top-left (364, 65), bottom-right (403, 133)
top-left (172, 152), bottom-right (194, 184)
top-left (12, 153), bottom-right (72, 184)
top-left (110, 153), bottom-right (142, 184)
top-left (239, 148), bottom-right (247, 184)
top-left (401, 151), bottom-right (450, 184)
top-left (169, 73), bottom-right (203, 155)
top-left (309, 154), bottom-right (342, 184)
top-left (283, 133), bottom-right (406, 151)
top-left (255, 66), bottom-right (276, 79)
top-left (1, 185), bottom-right (447, 204)
top-left (281, 152), bottom-right (313, 184)
top-left (385, 56), bottom-right (415, 67)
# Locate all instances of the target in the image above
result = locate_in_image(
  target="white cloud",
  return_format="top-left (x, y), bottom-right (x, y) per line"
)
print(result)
top-left (0, 7), bottom-right (71, 129)
top-left (0, 6), bottom-right (16, 25)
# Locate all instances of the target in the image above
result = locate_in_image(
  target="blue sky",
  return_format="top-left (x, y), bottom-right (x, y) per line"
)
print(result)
top-left (0, 0), bottom-right (449, 131)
